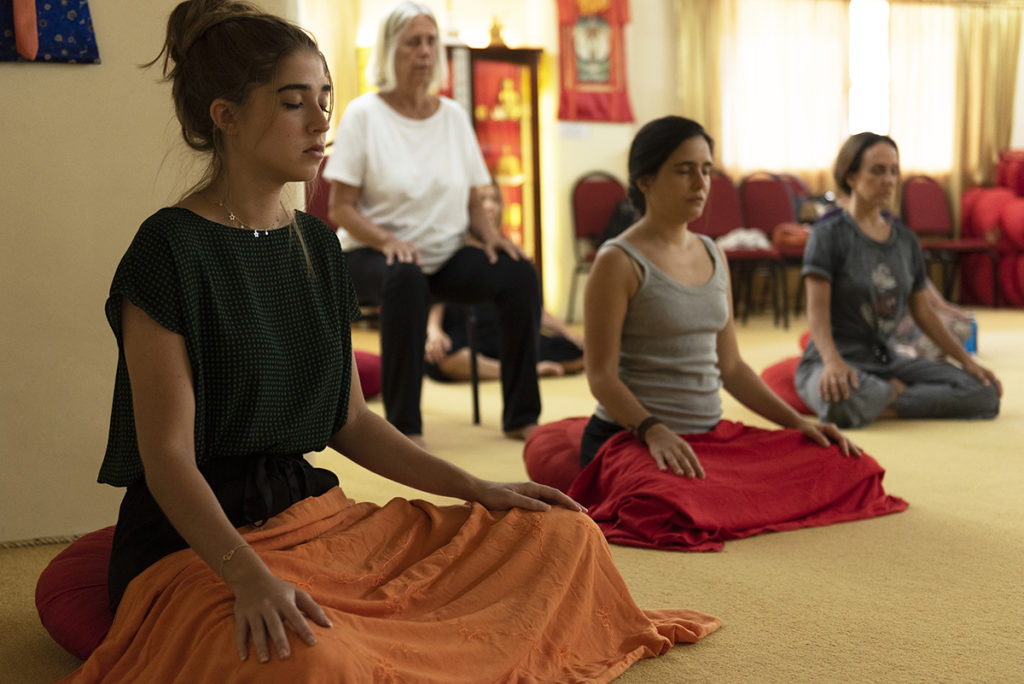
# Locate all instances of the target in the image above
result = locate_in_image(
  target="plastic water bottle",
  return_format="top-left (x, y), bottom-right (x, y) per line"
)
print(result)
top-left (964, 318), bottom-right (978, 354)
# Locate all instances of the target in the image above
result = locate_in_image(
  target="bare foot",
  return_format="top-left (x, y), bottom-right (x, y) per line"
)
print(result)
top-left (879, 379), bottom-right (908, 419)
top-left (407, 434), bottom-right (427, 450)
top-left (890, 378), bottom-right (907, 402)
top-left (504, 423), bottom-right (537, 441)
top-left (537, 361), bottom-right (565, 377)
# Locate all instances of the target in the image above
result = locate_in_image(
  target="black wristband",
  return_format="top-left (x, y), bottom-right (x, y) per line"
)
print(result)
top-left (634, 416), bottom-right (663, 445)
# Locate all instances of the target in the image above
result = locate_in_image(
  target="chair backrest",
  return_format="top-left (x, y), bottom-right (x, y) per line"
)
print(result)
top-left (738, 172), bottom-right (797, 235)
top-left (901, 175), bottom-right (951, 237)
top-left (778, 173), bottom-right (810, 200)
top-left (305, 155), bottom-right (338, 230)
top-left (690, 169), bottom-right (744, 238)
top-left (571, 171), bottom-right (628, 246)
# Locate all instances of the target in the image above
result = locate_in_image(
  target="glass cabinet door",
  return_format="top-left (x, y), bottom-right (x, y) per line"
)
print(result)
top-left (445, 46), bottom-right (543, 280)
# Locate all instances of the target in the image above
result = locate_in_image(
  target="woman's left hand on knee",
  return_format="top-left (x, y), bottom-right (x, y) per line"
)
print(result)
top-left (482, 235), bottom-right (528, 264)
top-left (798, 420), bottom-right (861, 457)
top-left (964, 359), bottom-right (1002, 396)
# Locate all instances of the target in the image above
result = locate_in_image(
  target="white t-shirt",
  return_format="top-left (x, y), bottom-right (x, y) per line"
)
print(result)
top-left (322, 93), bottom-right (491, 274)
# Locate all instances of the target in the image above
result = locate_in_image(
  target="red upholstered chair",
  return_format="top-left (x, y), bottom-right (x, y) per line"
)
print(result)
top-left (778, 173), bottom-right (810, 202)
top-left (696, 174), bottom-right (790, 327)
top-left (901, 175), bottom-right (999, 305)
top-left (689, 170), bottom-right (787, 327)
top-left (567, 171), bottom-right (628, 323)
top-left (738, 172), bottom-right (799, 241)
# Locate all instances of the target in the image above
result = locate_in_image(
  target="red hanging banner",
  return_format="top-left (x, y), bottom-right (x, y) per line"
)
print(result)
top-left (557, 0), bottom-right (633, 122)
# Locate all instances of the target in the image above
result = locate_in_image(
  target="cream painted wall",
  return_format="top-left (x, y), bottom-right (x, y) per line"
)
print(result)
top-left (0, 0), bottom-right (293, 542)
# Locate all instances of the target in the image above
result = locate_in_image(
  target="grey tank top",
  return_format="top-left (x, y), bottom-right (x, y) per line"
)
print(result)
top-left (594, 234), bottom-right (730, 434)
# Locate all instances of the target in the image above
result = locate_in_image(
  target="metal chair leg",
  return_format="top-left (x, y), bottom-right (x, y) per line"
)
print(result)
top-left (465, 307), bottom-right (480, 425)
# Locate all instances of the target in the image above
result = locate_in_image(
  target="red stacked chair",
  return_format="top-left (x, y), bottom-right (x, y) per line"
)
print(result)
top-left (691, 170), bottom-right (787, 327)
top-left (900, 175), bottom-right (999, 306)
top-left (739, 172), bottom-right (811, 323)
top-left (959, 180), bottom-right (1019, 307)
top-left (567, 171), bottom-right (629, 323)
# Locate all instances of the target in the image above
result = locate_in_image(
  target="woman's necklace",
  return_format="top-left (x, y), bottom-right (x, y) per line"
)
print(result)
top-left (216, 200), bottom-right (284, 238)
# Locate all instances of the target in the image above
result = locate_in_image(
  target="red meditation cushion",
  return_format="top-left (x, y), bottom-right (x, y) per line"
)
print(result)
top-left (35, 526), bottom-right (116, 660)
top-left (523, 417), bottom-right (588, 493)
top-left (760, 356), bottom-right (813, 415)
top-left (354, 349), bottom-right (381, 400)
top-left (960, 187), bottom-right (985, 239)
top-left (972, 188), bottom-right (1016, 250)
top-left (999, 197), bottom-right (1024, 250)
top-left (998, 254), bottom-right (1024, 307)
top-left (798, 330), bottom-right (811, 350)
top-left (959, 253), bottom-right (997, 307)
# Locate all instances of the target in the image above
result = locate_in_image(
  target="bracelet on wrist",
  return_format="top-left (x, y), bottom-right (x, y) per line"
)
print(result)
top-left (218, 542), bottom-right (251, 578)
top-left (633, 416), bottom-right (664, 446)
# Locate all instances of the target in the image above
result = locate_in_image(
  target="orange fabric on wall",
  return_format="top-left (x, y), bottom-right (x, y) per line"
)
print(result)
top-left (62, 487), bottom-right (719, 683)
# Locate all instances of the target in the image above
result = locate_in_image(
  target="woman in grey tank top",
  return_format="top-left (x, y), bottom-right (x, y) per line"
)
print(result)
top-left (581, 116), bottom-right (860, 472)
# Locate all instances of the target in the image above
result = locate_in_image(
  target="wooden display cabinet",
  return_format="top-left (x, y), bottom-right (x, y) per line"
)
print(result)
top-left (443, 46), bottom-right (544, 279)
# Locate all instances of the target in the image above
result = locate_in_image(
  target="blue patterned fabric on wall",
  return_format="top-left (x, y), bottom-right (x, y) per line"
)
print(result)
top-left (0, 0), bottom-right (100, 63)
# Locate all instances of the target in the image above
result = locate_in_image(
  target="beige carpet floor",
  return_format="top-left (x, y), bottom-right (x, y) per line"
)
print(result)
top-left (4, 309), bottom-right (1022, 683)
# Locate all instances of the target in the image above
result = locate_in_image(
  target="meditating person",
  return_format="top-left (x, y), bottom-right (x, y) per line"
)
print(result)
top-left (524, 116), bottom-right (907, 552)
top-left (816, 192), bottom-right (978, 362)
top-left (425, 181), bottom-right (584, 382)
top-left (323, 1), bottom-right (542, 446)
top-left (795, 132), bottom-right (1001, 428)
top-left (67, 3), bottom-right (719, 680)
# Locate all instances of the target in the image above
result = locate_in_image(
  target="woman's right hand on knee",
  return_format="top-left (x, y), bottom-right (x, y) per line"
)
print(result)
top-left (819, 360), bottom-right (859, 403)
top-left (227, 559), bottom-right (332, 663)
top-left (425, 328), bottom-right (451, 363)
top-left (647, 426), bottom-right (705, 479)
top-left (381, 235), bottom-right (421, 266)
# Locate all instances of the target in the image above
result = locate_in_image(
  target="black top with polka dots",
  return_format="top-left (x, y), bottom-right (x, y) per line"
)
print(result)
top-left (99, 208), bottom-right (361, 487)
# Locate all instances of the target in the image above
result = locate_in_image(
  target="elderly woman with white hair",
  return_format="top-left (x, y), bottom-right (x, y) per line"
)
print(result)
top-left (323, 2), bottom-right (542, 447)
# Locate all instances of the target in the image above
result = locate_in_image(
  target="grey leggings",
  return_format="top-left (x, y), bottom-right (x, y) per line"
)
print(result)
top-left (795, 354), bottom-right (1000, 428)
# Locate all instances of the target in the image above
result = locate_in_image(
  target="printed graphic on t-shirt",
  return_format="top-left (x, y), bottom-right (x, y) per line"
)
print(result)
top-left (860, 262), bottom-right (900, 336)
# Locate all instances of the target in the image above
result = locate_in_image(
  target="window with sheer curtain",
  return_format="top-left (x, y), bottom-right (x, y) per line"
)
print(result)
top-left (716, 0), bottom-right (958, 182)
top-left (718, 0), bottom-right (850, 185)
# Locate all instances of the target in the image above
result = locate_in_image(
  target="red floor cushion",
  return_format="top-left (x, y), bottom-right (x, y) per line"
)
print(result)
top-left (354, 349), bottom-right (382, 400)
top-left (999, 254), bottom-right (1024, 307)
top-left (960, 252), bottom-right (997, 307)
top-left (36, 526), bottom-right (116, 660)
top-left (760, 356), bottom-right (813, 415)
top-left (972, 187), bottom-right (1015, 247)
top-left (523, 417), bottom-right (588, 493)
top-left (960, 186), bottom-right (985, 239)
top-left (1000, 197), bottom-right (1024, 250)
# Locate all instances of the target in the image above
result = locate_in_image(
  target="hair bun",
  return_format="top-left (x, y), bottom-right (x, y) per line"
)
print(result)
top-left (160, 0), bottom-right (261, 74)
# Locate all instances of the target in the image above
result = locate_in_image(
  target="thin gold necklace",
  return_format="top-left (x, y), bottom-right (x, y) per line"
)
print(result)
top-left (217, 200), bottom-right (285, 238)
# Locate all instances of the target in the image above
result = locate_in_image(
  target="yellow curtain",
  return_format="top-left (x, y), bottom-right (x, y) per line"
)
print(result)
top-left (298, 0), bottom-right (361, 143)
top-left (678, 0), bottom-right (849, 192)
top-left (951, 3), bottom-right (1022, 233)
top-left (672, 0), bottom-right (723, 151)
top-left (889, 3), bottom-right (958, 181)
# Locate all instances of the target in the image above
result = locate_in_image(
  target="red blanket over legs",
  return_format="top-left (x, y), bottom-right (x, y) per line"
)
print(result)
top-left (567, 420), bottom-right (908, 551)
top-left (61, 488), bottom-right (719, 683)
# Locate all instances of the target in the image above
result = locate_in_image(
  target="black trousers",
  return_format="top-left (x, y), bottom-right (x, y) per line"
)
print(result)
top-left (346, 246), bottom-right (542, 434)
top-left (107, 454), bottom-right (338, 612)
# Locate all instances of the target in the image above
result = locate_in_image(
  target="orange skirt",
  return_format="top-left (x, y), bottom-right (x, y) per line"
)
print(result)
top-left (62, 487), bottom-right (719, 683)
